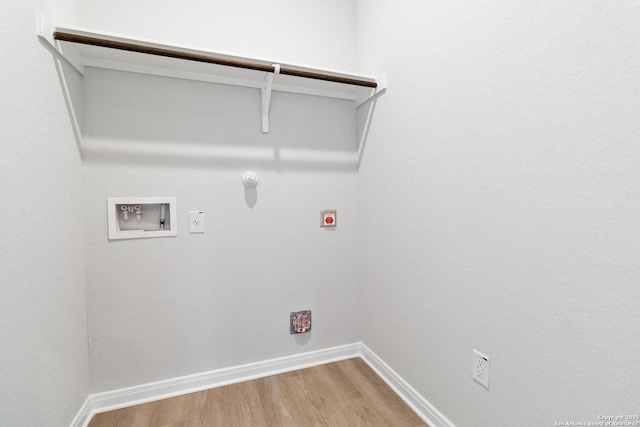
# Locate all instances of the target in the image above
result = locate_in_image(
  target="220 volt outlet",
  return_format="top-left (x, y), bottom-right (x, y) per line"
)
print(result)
top-left (472, 349), bottom-right (490, 389)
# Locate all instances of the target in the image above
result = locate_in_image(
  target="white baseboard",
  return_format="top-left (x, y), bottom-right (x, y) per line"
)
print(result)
top-left (359, 343), bottom-right (457, 427)
top-left (72, 342), bottom-right (361, 427)
top-left (71, 342), bottom-right (454, 427)
top-left (69, 396), bottom-right (92, 427)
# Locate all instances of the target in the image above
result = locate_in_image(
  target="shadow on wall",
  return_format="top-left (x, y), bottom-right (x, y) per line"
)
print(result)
top-left (244, 185), bottom-right (257, 208)
top-left (70, 68), bottom-right (376, 172)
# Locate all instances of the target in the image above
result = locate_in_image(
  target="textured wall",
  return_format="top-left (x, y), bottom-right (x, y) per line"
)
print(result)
top-left (356, 1), bottom-right (640, 425)
top-left (80, 0), bottom-right (357, 72)
top-left (0, 0), bottom-right (89, 425)
top-left (81, 45), bottom-right (361, 391)
top-left (77, 0), bottom-right (360, 393)
top-left (8, 2), bottom-right (637, 424)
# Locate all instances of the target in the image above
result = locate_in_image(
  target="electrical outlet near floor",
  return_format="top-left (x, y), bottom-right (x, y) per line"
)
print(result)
top-left (472, 349), bottom-right (490, 389)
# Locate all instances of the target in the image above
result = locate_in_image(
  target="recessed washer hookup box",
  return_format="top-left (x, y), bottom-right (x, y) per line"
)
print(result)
top-left (107, 197), bottom-right (177, 240)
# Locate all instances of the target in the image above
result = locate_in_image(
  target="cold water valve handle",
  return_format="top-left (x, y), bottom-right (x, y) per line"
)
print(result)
top-left (120, 204), bottom-right (129, 221)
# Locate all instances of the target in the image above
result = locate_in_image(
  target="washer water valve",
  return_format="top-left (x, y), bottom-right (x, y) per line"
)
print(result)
top-left (120, 204), bottom-right (143, 222)
top-left (108, 197), bottom-right (176, 240)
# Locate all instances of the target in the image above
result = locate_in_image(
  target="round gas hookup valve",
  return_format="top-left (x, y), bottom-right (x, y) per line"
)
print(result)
top-left (242, 171), bottom-right (258, 187)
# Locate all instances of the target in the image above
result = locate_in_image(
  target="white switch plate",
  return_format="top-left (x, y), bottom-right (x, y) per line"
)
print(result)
top-left (189, 211), bottom-right (205, 233)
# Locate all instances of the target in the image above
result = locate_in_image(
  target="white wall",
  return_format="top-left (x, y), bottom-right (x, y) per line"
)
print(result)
top-left (0, 0), bottom-right (89, 425)
top-left (356, 1), bottom-right (640, 425)
top-left (8, 1), bottom-right (638, 424)
top-left (79, 1), bottom-right (361, 393)
top-left (80, 0), bottom-right (357, 71)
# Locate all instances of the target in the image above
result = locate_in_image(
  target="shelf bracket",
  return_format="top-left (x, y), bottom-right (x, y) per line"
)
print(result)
top-left (261, 64), bottom-right (280, 133)
top-left (36, 13), bottom-right (85, 76)
top-left (354, 72), bottom-right (387, 109)
top-left (356, 72), bottom-right (387, 168)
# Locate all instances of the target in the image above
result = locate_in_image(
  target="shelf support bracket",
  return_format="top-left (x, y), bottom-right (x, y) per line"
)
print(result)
top-left (36, 13), bottom-right (85, 76)
top-left (356, 72), bottom-right (387, 168)
top-left (354, 72), bottom-right (387, 109)
top-left (261, 64), bottom-right (280, 133)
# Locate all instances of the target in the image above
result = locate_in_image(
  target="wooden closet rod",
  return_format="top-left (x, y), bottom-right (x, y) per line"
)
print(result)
top-left (53, 32), bottom-right (378, 89)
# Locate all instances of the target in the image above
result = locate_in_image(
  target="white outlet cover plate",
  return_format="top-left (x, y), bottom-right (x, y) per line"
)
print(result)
top-left (189, 211), bottom-right (205, 233)
top-left (473, 349), bottom-right (490, 389)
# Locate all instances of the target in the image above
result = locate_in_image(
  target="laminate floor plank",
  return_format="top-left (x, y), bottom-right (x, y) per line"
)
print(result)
top-left (88, 358), bottom-right (429, 427)
top-left (346, 359), bottom-right (421, 427)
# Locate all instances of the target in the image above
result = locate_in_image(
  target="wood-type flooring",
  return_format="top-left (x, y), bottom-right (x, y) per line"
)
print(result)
top-left (88, 357), bottom-right (428, 427)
